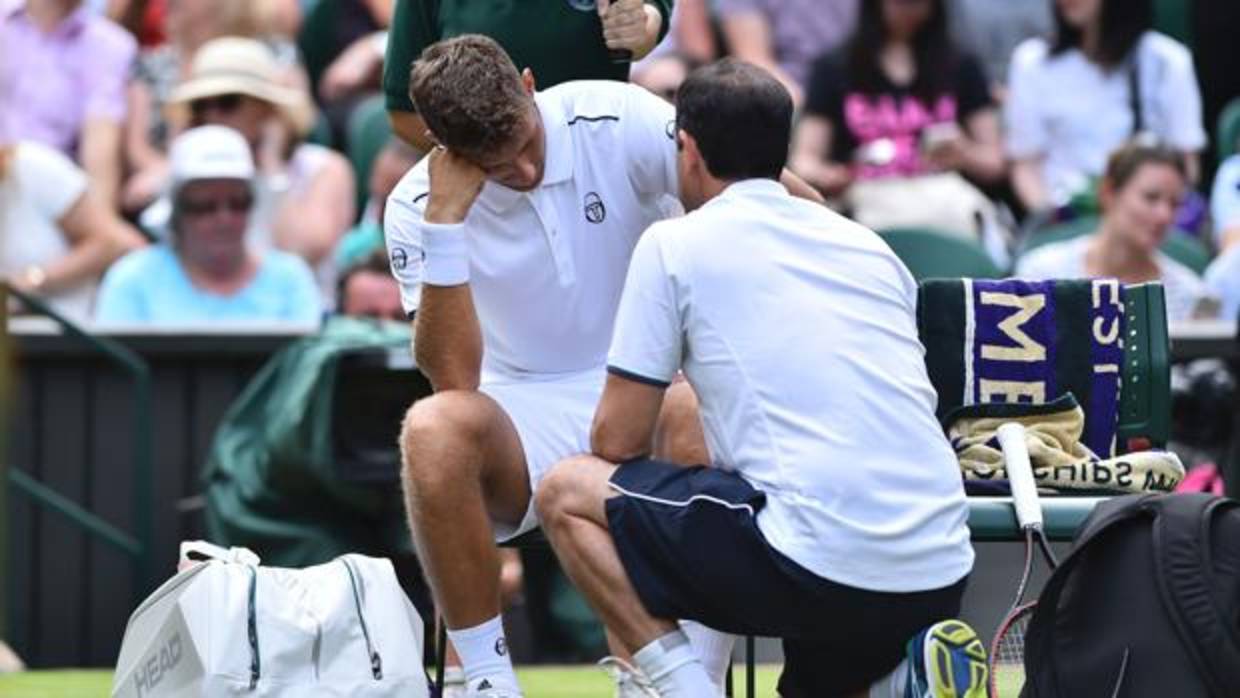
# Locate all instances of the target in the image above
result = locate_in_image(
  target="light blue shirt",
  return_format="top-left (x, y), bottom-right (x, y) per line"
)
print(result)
top-left (95, 245), bottom-right (322, 326)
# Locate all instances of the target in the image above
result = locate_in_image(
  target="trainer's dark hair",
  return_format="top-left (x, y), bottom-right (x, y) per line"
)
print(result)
top-left (409, 35), bottom-right (532, 157)
top-left (1051, 0), bottom-right (1152, 69)
top-left (848, 0), bottom-right (956, 104)
top-left (675, 59), bottom-right (792, 181)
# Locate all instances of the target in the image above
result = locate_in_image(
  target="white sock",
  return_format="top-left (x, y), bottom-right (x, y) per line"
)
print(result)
top-left (680, 620), bottom-right (735, 694)
top-left (869, 659), bottom-right (908, 698)
top-left (446, 616), bottom-right (519, 692)
top-left (633, 630), bottom-right (717, 698)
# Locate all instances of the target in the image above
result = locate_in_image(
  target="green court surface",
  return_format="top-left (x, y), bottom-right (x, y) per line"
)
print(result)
top-left (0, 666), bottom-right (784, 697)
top-left (0, 666), bottom-right (1025, 696)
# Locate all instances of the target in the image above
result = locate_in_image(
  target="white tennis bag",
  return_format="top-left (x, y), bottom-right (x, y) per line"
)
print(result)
top-left (112, 542), bottom-right (429, 697)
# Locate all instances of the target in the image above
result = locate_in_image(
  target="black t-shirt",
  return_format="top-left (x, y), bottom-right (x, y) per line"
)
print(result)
top-left (804, 50), bottom-right (993, 178)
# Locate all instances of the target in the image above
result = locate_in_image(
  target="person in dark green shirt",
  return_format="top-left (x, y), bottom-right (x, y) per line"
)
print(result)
top-left (382, 0), bottom-right (673, 150)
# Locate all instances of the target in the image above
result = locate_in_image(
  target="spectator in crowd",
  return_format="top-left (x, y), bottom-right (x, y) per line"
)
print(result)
top-left (122, 0), bottom-right (309, 214)
top-left (1205, 155), bottom-right (1240, 321)
top-left (335, 137), bottom-right (420, 272)
top-left (1210, 154), bottom-right (1240, 252)
top-left (1017, 142), bottom-right (1214, 322)
top-left (716, 0), bottom-right (858, 105)
top-left (1005, 0), bottom-right (1206, 214)
top-left (301, 0), bottom-right (392, 147)
top-left (95, 126), bottom-right (320, 326)
top-left (382, 0), bottom-right (673, 151)
top-left (0, 0), bottom-right (137, 207)
top-left (631, 0), bottom-right (716, 95)
top-left (632, 52), bottom-right (698, 103)
top-left (161, 36), bottom-right (355, 308)
top-left (790, 0), bottom-right (1004, 237)
top-left (337, 250), bottom-right (404, 321)
top-left (1, 140), bottom-right (146, 323)
top-left (946, 0), bottom-right (1052, 97)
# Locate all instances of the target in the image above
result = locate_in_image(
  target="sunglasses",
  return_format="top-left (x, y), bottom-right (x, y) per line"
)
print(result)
top-left (178, 193), bottom-right (253, 218)
top-left (190, 94), bottom-right (244, 118)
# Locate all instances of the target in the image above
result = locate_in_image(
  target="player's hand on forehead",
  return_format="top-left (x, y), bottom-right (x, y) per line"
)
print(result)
top-left (425, 144), bottom-right (487, 225)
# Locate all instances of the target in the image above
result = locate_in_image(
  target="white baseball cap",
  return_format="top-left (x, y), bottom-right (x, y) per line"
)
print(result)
top-left (168, 125), bottom-right (255, 189)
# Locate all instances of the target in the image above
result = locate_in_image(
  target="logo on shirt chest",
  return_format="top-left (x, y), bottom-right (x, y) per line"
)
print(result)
top-left (584, 192), bottom-right (607, 224)
top-left (565, 0), bottom-right (596, 10)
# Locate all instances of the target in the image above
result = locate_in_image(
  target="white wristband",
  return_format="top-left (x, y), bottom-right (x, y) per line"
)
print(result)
top-left (421, 222), bottom-right (470, 286)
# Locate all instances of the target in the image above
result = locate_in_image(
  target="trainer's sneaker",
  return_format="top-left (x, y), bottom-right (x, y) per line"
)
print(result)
top-left (440, 666), bottom-right (466, 698)
top-left (905, 619), bottom-right (988, 698)
top-left (466, 677), bottom-right (523, 698)
top-left (598, 656), bottom-right (661, 698)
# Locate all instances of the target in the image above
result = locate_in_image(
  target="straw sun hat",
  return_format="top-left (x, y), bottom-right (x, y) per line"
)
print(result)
top-left (167, 37), bottom-right (315, 135)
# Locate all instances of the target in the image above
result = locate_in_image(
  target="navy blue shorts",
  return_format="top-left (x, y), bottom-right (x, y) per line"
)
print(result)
top-left (605, 458), bottom-right (968, 697)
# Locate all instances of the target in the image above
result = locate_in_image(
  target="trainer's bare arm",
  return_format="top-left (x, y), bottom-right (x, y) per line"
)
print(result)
top-left (590, 374), bottom-right (667, 463)
top-left (415, 147), bottom-right (487, 392)
top-left (780, 168), bottom-right (827, 205)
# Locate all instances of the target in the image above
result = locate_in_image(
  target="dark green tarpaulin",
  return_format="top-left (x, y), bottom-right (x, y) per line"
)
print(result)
top-left (204, 317), bottom-right (427, 567)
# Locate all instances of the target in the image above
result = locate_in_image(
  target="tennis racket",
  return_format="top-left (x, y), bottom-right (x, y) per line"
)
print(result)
top-left (988, 422), bottom-right (1059, 698)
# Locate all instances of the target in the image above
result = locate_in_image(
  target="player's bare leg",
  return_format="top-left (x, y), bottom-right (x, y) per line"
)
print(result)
top-left (400, 390), bottom-right (531, 693)
top-left (537, 455), bottom-right (716, 698)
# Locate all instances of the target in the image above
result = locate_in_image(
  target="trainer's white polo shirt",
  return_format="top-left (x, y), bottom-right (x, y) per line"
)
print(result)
top-left (607, 179), bottom-right (974, 593)
top-left (384, 81), bottom-right (678, 384)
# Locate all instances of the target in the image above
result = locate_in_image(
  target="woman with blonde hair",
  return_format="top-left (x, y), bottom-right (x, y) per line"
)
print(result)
top-left (1017, 142), bottom-right (1215, 321)
top-left (2, 141), bottom-right (146, 323)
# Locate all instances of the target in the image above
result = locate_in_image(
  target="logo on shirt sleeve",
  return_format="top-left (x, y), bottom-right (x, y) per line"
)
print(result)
top-left (584, 192), bottom-right (607, 224)
top-left (391, 247), bottom-right (409, 270)
top-left (565, 0), bottom-right (596, 10)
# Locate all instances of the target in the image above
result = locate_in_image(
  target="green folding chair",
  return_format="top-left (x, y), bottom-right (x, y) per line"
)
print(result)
top-left (923, 281), bottom-right (1172, 540)
top-left (878, 227), bottom-right (1005, 280)
top-left (1153, 0), bottom-right (1193, 47)
top-left (1216, 97), bottom-right (1240, 162)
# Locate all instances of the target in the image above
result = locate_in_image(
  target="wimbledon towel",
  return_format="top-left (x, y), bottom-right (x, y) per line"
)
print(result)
top-left (919, 278), bottom-right (1125, 457)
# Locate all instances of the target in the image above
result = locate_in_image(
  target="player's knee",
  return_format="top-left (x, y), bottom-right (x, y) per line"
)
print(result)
top-left (399, 391), bottom-right (491, 484)
top-left (535, 455), bottom-right (591, 527)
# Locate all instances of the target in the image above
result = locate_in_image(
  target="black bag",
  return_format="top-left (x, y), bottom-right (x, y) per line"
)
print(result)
top-left (1023, 493), bottom-right (1240, 697)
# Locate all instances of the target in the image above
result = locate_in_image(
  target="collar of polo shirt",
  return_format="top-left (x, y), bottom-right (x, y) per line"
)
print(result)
top-left (479, 90), bottom-right (574, 214)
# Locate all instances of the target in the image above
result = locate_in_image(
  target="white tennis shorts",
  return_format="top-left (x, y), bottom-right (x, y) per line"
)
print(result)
top-left (479, 368), bottom-right (605, 542)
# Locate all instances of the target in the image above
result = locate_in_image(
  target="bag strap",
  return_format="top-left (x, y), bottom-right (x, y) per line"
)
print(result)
top-left (1128, 50), bottom-right (1144, 135)
top-left (1151, 495), bottom-right (1240, 696)
top-left (247, 565), bottom-right (261, 690)
top-left (1024, 495), bottom-right (1158, 697)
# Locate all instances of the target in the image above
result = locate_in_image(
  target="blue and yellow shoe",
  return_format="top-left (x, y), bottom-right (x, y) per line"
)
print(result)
top-left (905, 619), bottom-right (988, 698)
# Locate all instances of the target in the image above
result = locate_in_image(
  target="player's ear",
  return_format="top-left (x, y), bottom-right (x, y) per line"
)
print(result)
top-left (679, 129), bottom-right (704, 170)
top-left (520, 68), bottom-right (537, 96)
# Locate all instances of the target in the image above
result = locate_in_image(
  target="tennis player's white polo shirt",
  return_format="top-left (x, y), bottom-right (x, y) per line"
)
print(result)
top-left (607, 179), bottom-right (975, 593)
top-left (385, 80), bottom-right (677, 381)
top-left (384, 81), bottom-right (679, 539)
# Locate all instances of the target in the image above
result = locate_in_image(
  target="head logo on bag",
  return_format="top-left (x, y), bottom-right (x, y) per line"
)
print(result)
top-left (133, 633), bottom-right (183, 697)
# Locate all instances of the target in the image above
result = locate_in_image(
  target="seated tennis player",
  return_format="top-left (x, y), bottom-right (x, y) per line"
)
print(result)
top-left (535, 59), bottom-right (987, 698)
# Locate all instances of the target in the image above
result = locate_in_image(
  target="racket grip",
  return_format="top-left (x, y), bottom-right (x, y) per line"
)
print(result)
top-left (609, 48), bottom-right (634, 64)
top-left (997, 422), bottom-right (1043, 531)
